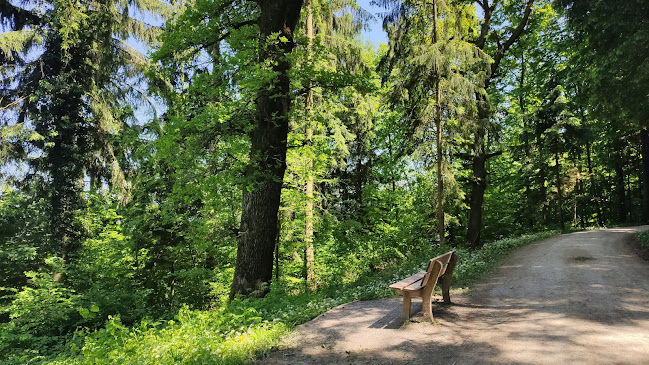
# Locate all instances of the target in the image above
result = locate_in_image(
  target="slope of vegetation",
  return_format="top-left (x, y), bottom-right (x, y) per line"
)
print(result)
top-left (4, 231), bottom-right (554, 364)
top-left (1, 0), bottom-right (647, 363)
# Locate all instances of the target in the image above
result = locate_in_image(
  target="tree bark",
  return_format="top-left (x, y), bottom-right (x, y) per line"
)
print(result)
top-left (554, 146), bottom-right (565, 231)
top-left (466, 119), bottom-right (487, 248)
top-left (230, 0), bottom-right (303, 299)
top-left (433, 0), bottom-right (444, 245)
top-left (641, 128), bottom-right (649, 223)
top-left (613, 148), bottom-right (627, 224)
top-left (520, 50), bottom-right (533, 228)
top-left (304, 0), bottom-right (316, 291)
top-left (584, 125), bottom-right (603, 226)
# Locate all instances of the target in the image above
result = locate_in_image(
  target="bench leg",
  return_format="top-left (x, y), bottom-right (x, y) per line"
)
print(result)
top-left (441, 275), bottom-right (451, 304)
top-left (422, 285), bottom-right (434, 322)
top-left (402, 292), bottom-right (412, 320)
top-left (442, 252), bottom-right (458, 304)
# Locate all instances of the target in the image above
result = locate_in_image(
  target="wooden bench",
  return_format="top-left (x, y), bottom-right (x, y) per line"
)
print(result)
top-left (389, 250), bottom-right (458, 322)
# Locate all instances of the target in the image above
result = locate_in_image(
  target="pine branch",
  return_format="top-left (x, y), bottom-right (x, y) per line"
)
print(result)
top-left (0, 30), bottom-right (42, 61)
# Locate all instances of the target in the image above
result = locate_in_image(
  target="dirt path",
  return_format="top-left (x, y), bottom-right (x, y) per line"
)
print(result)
top-left (260, 227), bottom-right (649, 364)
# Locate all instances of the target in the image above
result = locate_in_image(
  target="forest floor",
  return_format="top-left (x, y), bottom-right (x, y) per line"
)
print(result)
top-left (259, 226), bottom-right (649, 364)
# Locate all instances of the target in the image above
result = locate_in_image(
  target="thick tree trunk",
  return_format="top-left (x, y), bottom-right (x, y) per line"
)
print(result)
top-left (466, 151), bottom-right (487, 247)
top-left (49, 121), bottom-right (85, 282)
top-left (641, 128), bottom-right (649, 223)
top-left (230, 0), bottom-right (303, 299)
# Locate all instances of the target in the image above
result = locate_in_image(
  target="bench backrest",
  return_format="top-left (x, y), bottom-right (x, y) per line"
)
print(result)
top-left (421, 250), bottom-right (456, 288)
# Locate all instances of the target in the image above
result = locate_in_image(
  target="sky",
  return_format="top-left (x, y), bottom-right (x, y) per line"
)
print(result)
top-left (357, 0), bottom-right (389, 45)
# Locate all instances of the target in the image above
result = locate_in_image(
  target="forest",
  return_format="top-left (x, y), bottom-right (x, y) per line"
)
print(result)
top-left (1, 0), bottom-right (648, 363)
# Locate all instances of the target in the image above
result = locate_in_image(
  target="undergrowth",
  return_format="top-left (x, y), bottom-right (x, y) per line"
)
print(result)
top-left (636, 230), bottom-right (649, 249)
top-left (11, 231), bottom-right (557, 365)
top-left (633, 230), bottom-right (649, 262)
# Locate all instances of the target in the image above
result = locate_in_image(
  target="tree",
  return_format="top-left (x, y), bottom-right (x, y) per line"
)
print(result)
top-left (560, 0), bottom-right (649, 223)
top-left (303, 0), bottom-right (316, 290)
top-left (228, 0), bottom-right (304, 298)
top-left (464, 0), bottom-right (535, 247)
top-left (380, 0), bottom-right (490, 244)
top-left (155, 0), bottom-right (316, 299)
top-left (0, 0), bottom-right (170, 278)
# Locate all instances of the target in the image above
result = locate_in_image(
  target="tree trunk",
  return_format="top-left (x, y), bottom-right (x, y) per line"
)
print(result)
top-left (49, 128), bottom-right (85, 282)
top-left (230, 0), bottom-right (303, 299)
top-left (387, 133), bottom-right (399, 220)
top-left (304, 0), bottom-right (316, 291)
top-left (519, 51), bottom-right (534, 228)
top-left (585, 135), bottom-right (603, 226)
top-left (466, 100), bottom-right (488, 248)
top-left (641, 128), bottom-right (649, 223)
top-left (274, 217), bottom-right (280, 281)
top-left (554, 146), bottom-right (564, 231)
top-left (433, 0), bottom-right (444, 245)
top-left (466, 0), bottom-right (534, 247)
top-left (613, 149), bottom-right (627, 224)
top-left (626, 172), bottom-right (633, 223)
top-left (576, 163), bottom-right (585, 228)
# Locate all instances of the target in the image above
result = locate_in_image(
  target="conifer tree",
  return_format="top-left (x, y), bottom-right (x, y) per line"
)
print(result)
top-left (0, 0), bottom-right (171, 278)
top-left (380, 0), bottom-right (489, 244)
top-left (282, 0), bottom-right (374, 290)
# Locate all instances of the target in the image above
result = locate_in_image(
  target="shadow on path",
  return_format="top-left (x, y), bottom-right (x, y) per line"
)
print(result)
top-left (260, 226), bottom-right (649, 364)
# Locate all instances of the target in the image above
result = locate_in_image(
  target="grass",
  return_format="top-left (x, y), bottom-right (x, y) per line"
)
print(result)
top-left (36, 230), bottom-right (558, 365)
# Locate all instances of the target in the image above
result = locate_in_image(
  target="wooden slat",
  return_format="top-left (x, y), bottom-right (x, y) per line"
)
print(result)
top-left (403, 273), bottom-right (427, 291)
top-left (389, 271), bottom-right (426, 291)
top-left (426, 251), bottom-right (454, 272)
top-left (422, 251), bottom-right (454, 286)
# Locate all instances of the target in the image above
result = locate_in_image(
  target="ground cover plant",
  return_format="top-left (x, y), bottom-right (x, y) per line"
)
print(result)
top-left (1, 231), bottom-right (555, 364)
top-left (633, 230), bottom-right (649, 261)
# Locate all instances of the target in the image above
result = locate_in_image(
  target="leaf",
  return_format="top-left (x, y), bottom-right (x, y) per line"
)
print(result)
top-left (79, 307), bottom-right (90, 319)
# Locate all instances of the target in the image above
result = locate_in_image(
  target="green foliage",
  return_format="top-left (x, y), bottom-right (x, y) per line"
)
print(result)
top-left (0, 265), bottom-right (80, 361)
top-left (68, 195), bottom-right (148, 326)
top-left (24, 231), bottom-right (555, 365)
top-left (66, 310), bottom-right (289, 365)
top-left (2, 0), bottom-right (648, 363)
top-left (0, 190), bottom-right (50, 304)
top-left (636, 231), bottom-right (649, 250)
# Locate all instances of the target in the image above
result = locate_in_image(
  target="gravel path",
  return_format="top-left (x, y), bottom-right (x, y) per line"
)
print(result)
top-left (260, 226), bottom-right (649, 364)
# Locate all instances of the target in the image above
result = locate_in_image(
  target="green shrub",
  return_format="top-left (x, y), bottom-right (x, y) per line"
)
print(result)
top-left (0, 262), bottom-right (81, 362)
